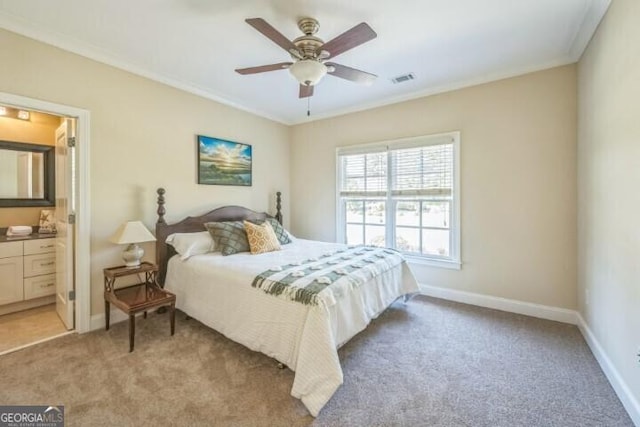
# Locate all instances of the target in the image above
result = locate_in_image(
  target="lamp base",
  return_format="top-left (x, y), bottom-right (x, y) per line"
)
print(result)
top-left (122, 243), bottom-right (144, 268)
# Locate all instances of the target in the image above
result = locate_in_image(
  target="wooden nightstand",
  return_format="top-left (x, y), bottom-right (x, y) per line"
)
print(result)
top-left (103, 262), bottom-right (176, 352)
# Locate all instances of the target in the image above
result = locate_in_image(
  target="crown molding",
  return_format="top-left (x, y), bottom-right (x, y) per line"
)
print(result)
top-left (567, 0), bottom-right (611, 61)
top-left (0, 11), bottom-right (290, 125)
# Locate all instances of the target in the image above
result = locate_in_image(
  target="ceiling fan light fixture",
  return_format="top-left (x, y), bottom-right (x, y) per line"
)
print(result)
top-left (289, 59), bottom-right (327, 86)
top-left (238, 17), bottom-right (378, 99)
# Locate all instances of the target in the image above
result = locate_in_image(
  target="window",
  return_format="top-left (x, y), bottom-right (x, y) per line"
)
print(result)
top-left (337, 132), bottom-right (460, 269)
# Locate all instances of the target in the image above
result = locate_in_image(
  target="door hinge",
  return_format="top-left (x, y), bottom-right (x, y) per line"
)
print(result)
top-left (68, 213), bottom-right (76, 224)
top-left (68, 290), bottom-right (75, 301)
top-left (67, 136), bottom-right (76, 148)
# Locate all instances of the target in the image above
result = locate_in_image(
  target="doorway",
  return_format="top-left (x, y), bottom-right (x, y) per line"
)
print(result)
top-left (0, 92), bottom-right (91, 352)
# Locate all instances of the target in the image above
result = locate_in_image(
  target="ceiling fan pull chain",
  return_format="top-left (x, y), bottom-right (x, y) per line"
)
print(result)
top-left (307, 95), bottom-right (311, 116)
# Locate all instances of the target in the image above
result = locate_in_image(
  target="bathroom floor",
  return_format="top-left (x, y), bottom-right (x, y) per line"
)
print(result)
top-left (0, 304), bottom-right (68, 354)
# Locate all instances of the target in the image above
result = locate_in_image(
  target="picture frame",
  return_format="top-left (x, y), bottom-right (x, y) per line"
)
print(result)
top-left (197, 135), bottom-right (252, 186)
top-left (38, 209), bottom-right (57, 234)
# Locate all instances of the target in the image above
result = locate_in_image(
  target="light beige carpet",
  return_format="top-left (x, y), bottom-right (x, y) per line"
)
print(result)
top-left (0, 296), bottom-right (633, 426)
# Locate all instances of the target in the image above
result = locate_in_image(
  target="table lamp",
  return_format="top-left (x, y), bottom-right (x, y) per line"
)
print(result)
top-left (110, 221), bottom-right (156, 267)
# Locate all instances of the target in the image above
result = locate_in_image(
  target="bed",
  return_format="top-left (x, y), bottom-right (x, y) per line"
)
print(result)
top-left (154, 188), bottom-right (419, 416)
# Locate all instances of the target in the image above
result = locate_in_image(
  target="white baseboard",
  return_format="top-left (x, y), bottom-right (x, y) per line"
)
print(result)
top-left (90, 310), bottom-right (129, 331)
top-left (418, 284), bottom-right (579, 324)
top-left (89, 307), bottom-right (163, 331)
top-left (0, 295), bottom-right (56, 316)
top-left (577, 314), bottom-right (640, 426)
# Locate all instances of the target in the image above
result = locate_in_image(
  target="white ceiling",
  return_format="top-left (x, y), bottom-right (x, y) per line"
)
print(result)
top-left (0, 0), bottom-right (610, 125)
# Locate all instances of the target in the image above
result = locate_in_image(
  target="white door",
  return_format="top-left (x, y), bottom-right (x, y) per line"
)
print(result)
top-left (55, 119), bottom-right (74, 329)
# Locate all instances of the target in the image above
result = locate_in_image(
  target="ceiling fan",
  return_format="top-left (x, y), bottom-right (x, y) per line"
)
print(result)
top-left (235, 17), bottom-right (377, 98)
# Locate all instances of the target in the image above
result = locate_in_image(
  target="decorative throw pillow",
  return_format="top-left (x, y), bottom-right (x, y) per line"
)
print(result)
top-left (265, 218), bottom-right (292, 245)
top-left (205, 221), bottom-right (250, 256)
top-left (243, 220), bottom-right (281, 254)
top-left (248, 218), bottom-right (292, 245)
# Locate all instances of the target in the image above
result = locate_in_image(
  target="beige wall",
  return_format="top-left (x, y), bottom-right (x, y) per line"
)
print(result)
top-left (291, 65), bottom-right (577, 309)
top-left (578, 0), bottom-right (640, 415)
top-left (0, 29), bottom-right (290, 315)
top-left (0, 111), bottom-right (59, 226)
top-left (0, 207), bottom-right (44, 228)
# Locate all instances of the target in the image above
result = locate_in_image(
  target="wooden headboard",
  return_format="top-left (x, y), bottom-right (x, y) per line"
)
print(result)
top-left (155, 188), bottom-right (283, 286)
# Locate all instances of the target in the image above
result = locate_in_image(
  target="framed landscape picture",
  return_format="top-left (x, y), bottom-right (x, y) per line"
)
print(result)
top-left (197, 135), bottom-right (252, 186)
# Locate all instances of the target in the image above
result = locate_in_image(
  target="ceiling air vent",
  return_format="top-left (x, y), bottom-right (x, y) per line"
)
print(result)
top-left (391, 73), bottom-right (416, 84)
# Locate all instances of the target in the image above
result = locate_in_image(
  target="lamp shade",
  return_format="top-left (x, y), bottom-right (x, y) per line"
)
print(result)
top-left (110, 221), bottom-right (156, 245)
top-left (289, 59), bottom-right (327, 86)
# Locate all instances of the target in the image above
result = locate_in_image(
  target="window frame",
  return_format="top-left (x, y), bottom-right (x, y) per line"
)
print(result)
top-left (336, 132), bottom-right (461, 270)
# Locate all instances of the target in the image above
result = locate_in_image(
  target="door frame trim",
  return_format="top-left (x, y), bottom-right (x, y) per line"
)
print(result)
top-left (0, 91), bottom-right (91, 333)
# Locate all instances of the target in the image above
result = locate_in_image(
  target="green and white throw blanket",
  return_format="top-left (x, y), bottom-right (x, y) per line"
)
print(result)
top-left (251, 246), bottom-right (404, 306)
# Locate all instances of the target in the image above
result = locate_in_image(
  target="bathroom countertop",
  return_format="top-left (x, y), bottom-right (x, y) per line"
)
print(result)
top-left (0, 228), bottom-right (56, 243)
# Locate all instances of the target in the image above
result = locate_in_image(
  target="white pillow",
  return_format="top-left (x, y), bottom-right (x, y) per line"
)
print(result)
top-left (166, 231), bottom-right (215, 260)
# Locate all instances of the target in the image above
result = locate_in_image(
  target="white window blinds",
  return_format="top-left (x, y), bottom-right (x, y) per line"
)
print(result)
top-left (339, 139), bottom-right (454, 199)
top-left (339, 152), bottom-right (387, 197)
top-left (391, 143), bottom-right (453, 198)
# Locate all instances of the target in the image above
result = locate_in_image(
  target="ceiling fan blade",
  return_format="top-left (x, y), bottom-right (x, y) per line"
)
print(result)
top-left (245, 18), bottom-right (300, 55)
top-left (299, 84), bottom-right (314, 98)
top-left (317, 22), bottom-right (377, 59)
top-left (235, 62), bottom-right (292, 75)
top-left (326, 63), bottom-right (377, 85)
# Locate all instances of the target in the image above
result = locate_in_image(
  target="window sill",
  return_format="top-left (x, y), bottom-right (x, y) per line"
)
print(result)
top-left (404, 254), bottom-right (461, 270)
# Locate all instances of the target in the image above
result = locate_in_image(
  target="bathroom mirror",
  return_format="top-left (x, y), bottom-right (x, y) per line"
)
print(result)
top-left (0, 140), bottom-right (55, 207)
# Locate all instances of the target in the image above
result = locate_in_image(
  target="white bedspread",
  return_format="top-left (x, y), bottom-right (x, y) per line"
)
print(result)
top-left (165, 239), bottom-right (419, 416)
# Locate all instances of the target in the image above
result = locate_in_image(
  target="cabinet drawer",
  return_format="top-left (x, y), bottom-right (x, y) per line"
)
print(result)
top-left (24, 254), bottom-right (56, 277)
top-left (24, 273), bottom-right (56, 300)
top-left (0, 241), bottom-right (23, 259)
top-left (24, 238), bottom-right (56, 255)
